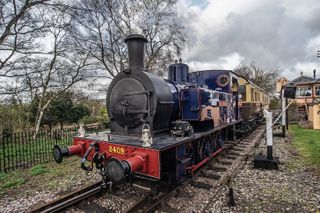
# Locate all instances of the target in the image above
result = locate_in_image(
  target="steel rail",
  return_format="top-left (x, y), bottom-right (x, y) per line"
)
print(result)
top-left (29, 181), bottom-right (102, 213)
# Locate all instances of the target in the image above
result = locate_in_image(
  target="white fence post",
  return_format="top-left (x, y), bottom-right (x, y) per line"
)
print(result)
top-left (264, 109), bottom-right (273, 159)
top-left (281, 89), bottom-right (286, 136)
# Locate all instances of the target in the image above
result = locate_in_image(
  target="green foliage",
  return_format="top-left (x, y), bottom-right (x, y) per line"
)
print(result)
top-left (70, 105), bottom-right (91, 123)
top-left (289, 125), bottom-right (320, 167)
top-left (80, 105), bottom-right (109, 127)
top-left (80, 116), bottom-right (100, 124)
top-left (269, 98), bottom-right (280, 110)
top-left (31, 165), bottom-right (47, 176)
top-left (49, 93), bottom-right (74, 126)
top-left (0, 172), bottom-right (7, 180)
top-left (29, 92), bottom-right (90, 129)
top-left (2, 178), bottom-right (26, 189)
top-left (98, 106), bottom-right (109, 126)
top-left (0, 171), bottom-right (26, 195)
top-left (1, 92), bottom-right (105, 132)
top-left (47, 93), bottom-right (90, 126)
top-left (0, 99), bottom-right (31, 133)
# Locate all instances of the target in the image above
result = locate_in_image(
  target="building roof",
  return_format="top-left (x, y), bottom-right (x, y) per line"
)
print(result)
top-left (289, 75), bottom-right (315, 85)
top-left (312, 78), bottom-right (320, 84)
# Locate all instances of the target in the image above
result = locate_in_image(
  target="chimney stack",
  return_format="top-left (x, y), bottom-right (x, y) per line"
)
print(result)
top-left (300, 71), bottom-right (303, 76)
top-left (314, 69), bottom-right (316, 78)
top-left (124, 34), bottom-right (148, 70)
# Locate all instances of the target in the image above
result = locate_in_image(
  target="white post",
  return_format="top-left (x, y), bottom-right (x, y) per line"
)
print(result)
top-left (264, 109), bottom-right (273, 159)
top-left (281, 89), bottom-right (286, 135)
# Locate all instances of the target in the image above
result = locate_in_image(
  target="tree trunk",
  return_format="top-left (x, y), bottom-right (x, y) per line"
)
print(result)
top-left (33, 99), bottom-right (53, 139)
top-left (33, 108), bottom-right (44, 139)
top-left (49, 122), bottom-right (52, 132)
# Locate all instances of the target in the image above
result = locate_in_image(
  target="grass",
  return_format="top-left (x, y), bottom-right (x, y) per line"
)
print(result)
top-left (289, 125), bottom-right (320, 167)
top-left (30, 165), bottom-right (47, 176)
top-left (0, 157), bottom-right (81, 196)
top-left (0, 171), bottom-right (27, 195)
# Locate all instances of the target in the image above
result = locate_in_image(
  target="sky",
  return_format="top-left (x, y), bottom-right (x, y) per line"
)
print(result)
top-left (176, 0), bottom-right (320, 80)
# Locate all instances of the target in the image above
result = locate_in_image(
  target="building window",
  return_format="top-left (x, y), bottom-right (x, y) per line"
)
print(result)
top-left (315, 86), bottom-right (320, 96)
top-left (296, 87), bottom-right (312, 97)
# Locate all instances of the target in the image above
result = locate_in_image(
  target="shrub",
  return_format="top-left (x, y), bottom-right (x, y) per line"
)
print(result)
top-left (31, 165), bottom-right (47, 176)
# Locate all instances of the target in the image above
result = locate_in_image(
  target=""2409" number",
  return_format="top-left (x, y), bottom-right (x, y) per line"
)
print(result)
top-left (108, 146), bottom-right (125, 155)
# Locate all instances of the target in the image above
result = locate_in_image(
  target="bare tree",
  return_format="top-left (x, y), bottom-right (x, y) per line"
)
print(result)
top-left (25, 8), bottom-right (90, 136)
top-left (69, 0), bottom-right (186, 78)
top-left (0, 0), bottom-right (186, 134)
top-left (0, 1), bottom-right (92, 135)
top-left (233, 62), bottom-right (279, 94)
top-left (0, 0), bottom-right (50, 78)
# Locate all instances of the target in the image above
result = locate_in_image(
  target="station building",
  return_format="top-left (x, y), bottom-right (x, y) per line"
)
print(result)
top-left (276, 71), bottom-right (320, 129)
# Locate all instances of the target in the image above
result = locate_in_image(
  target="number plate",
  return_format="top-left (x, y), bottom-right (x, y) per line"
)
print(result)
top-left (108, 145), bottom-right (125, 155)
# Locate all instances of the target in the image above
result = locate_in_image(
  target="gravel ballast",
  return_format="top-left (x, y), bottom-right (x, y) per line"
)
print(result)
top-left (1, 132), bottom-right (319, 212)
top-left (204, 135), bottom-right (320, 212)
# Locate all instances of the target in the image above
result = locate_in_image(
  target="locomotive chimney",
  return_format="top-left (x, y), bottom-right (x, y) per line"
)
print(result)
top-left (314, 69), bottom-right (316, 78)
top-left (125, 34), bottom-right (148, 70)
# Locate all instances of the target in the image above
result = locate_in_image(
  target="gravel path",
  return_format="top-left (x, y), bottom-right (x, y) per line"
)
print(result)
top-left (204, 135), bottom-right (320, 212)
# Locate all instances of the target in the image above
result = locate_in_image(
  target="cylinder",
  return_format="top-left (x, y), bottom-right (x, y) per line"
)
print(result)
top-left (124, 34), bottom-right (148, 70)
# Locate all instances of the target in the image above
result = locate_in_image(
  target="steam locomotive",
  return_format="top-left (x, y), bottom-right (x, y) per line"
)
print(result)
top-left (53, 35), bottom-right (268, 186)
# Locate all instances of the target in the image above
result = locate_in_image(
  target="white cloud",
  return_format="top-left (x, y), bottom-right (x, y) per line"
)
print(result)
top-left (177, 0), bottom-right (320, 80)
top-left (186, 52), bottom-right (244, 72)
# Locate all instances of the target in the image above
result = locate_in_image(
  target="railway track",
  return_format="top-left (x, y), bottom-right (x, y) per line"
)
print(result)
top-left (29, 182), bottom-right (103, 213)
top-left (126, 125), bottom-right (265, 213)
top-left (29, 126), bottom-right (264, 213)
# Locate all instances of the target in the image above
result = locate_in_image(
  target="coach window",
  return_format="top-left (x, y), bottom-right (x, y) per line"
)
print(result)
top-left (251, 88), bottom-right (254, 101)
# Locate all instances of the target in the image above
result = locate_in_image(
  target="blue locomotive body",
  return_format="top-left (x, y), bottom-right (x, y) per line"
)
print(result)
top-left (168, 62), bottom-right (240, 132)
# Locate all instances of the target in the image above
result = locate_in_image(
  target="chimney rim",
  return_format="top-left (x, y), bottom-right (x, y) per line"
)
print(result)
top-left (124, 34), bottom-right (148, 43)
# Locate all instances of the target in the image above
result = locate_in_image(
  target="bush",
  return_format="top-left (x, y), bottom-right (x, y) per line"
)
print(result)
top-left (31, 165), bottom-right (47, 176)
top-left (269, 98), bottom-right (280, 110)
top-left (80, 116), bottom-right (100, 124)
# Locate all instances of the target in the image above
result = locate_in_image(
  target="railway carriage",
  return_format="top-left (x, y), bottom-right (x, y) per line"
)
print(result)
top-left (239, 77), bottom-right (269, 120)
top-left (53, 35), bottom-right (268, 187)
